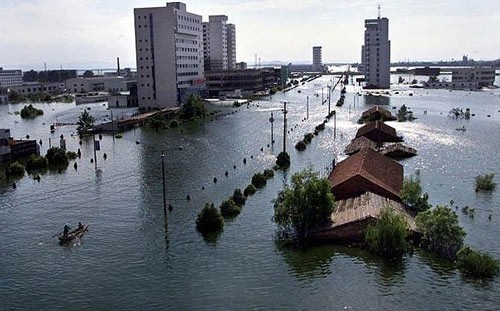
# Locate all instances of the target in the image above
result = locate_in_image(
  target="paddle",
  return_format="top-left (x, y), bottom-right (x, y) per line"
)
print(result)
top-left (52, 231), bottom-right (63, 238)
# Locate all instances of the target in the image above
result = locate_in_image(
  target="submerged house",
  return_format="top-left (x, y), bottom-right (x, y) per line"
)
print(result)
top-left (355, 120), bottom-right (403, 144)
top-left (344, 136), bottom-right (378, 156)
top-left (311, 192), bottom-right (417, 241)
top-left (328, 147), bottom-right (403, 202)
top-left (359, 106), bottom-right (397, 123)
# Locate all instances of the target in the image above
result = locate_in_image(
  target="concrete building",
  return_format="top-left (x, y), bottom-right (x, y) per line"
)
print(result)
top-left (312, 46), bottom-right (323, 72)
top-left (0, 129), bottom-right (40, 163)
top-left (205, 68), bottom-right (280, 98)
top-left (0, 67), bottom-right (23, 87)
top-left (9, 82), bottom-right (64, 95)
top-left (362, 16), bottom-right (390, 89)
top-left (134, 2), bottom-right (204, 109)
top-left (424, 67), bottom-right (496, 89)
top-left (0, 129), bottom-right (11, 162)
top-left (203, 15), bottom-right (236, 71)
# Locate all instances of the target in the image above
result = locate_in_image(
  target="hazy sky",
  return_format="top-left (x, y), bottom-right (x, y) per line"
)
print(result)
top-left (1, 0), bottom-right (499, 70)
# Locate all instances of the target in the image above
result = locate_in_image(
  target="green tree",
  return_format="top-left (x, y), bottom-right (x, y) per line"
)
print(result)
top-left (196, 203), bottom-right (224, 234)
top-left (475, 173), bottom-right (496, 192)
top-left (46, 147), bottom-right (69, 167)
top-left (232, 188), bottom-right (246, 207)
top-left (82, 70), bottom-right (94, 78)
top-left (179, 94), bottom-right (205, 119)
top-left (415, 205), bottom-right (466, 260)
top-left (219, 198), bottom-right (241, 218)
top-left (457, 246), bottom-right (500, 278)
top-left (76, 110), bottom-right (95, 133)
top-left (150, 113), bottom-right (165, 132)
top-left (20, 104), bottom-right (44, 119)
top-left (276, 151), bottom-right (290, 169)
top-left (7, 161), bottom-right (25, 177)
top-left (400, 177), bottom-right (431, 213)
top-left (25, 154), bottom-right (48, 172)
top-left (365, 207), bottom-right (409, 258)
top-left (273, 168), bottom-right (335, 239)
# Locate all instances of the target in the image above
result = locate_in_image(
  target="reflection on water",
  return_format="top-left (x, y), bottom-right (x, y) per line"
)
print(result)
top-left (1, 75), bottom-right (500, 310)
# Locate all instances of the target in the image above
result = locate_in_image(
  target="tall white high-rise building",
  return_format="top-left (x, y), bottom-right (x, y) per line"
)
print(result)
top-left (312, 46), bottom-right (322, 72)
top-left (362, 16), bottom-right (390, 89)
top-left (203, 15), bottom-right (236, 71)
top-left (134, 2), bottom-right (204, 109)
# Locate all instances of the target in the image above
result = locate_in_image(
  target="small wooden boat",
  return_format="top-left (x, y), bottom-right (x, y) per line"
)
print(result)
top-left (58, 224), bottom-right (89, 245)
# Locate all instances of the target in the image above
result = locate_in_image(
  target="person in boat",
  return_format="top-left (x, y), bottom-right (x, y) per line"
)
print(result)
top-left (63, 224), bottom-right (71, 237)
top-left (78, 222), bottom-right (84, 230)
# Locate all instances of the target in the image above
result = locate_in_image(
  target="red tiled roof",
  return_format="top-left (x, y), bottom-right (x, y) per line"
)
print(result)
top-left (355, 120), bottom-right (403, 143)
top-left (328, 148), bottom-right (403, 200)
top-left (361, 106), bottom-right (395, 119)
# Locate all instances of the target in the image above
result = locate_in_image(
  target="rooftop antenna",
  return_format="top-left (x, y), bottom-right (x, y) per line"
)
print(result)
top-left (378, 4), bottom-right (381, 18)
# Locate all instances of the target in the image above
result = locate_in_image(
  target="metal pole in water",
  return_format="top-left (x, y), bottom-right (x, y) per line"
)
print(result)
top-left (92, 127), bottom-right (97, 169)
top-left (161, 153), bottom-right (167, 218)
top-left (269, 112), bottom-right (275, 145)
top-left (283, 102), bottom-right (287, 154)
top-left (306, 96), bottom-right (309, 119)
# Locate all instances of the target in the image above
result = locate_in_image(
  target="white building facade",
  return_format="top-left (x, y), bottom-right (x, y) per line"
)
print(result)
top-left (203, 15), bottom-right (236, 71)
top-left (0, 67), bottom-right (23, 87)
top-left (134, 2), bottom-right (204, 109)
top-left (362, 17), bottom-right (390, 89)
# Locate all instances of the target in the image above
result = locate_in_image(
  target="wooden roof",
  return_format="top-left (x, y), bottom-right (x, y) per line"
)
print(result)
top-left (344, 136), bottom-right (378, 156)
top-left (331, 192), bottom-right (417, 231)
top-left (328, 148), bottom-right (403, 200)
top-left (355, 121), bottom-right (403, 143)
top-left (361, 106), bottom-right (396, 121)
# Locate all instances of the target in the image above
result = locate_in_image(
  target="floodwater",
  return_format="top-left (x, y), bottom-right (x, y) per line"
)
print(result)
top-left (1, 74), bottom-right (500, 310)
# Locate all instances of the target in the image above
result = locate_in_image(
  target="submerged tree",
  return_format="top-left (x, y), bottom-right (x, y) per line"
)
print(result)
top-left (415, 205), bottom-right (465, 260)
top-left (400, 177), bottom-right (431, 213)
top-left (364, 207), bottom-right (409, 259)
top-left (475, 173), bottom-right (496, 193)
top-left (273, 168), bottom-right (335, 240)
top-left (76, 110), bottom-right (95, 133)
top-left (179, 94), bottom-right (205, 119)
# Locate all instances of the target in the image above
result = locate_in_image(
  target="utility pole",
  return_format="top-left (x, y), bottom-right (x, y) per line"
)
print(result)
top-left (269, 112), bottom-right (275, 145)
top-left (322, 87), bottom-right (324, 104)
top-left (283, 101), bottom-right (287, 154)
top-left (328, 85), bottom-right (331, 115)
top-left (92, 126), bottom-right (98, 170)
top-left (111, 110), bottom-right (115, 143)
top-left (333, 110), bottom-right (337, 139)
top-left (161, 153), bottom-right (167, 218)
top-left (306, 96), bottom-right (309, 119)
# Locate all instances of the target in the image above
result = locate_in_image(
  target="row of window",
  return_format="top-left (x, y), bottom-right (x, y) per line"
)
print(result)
top-left (178, 23), bottom-right (200, 32)
top-left (178, 15), bottom-right (200, 24)
top-left (176, 38), bottom-right (197, 44)
top-left (177, 64), bottom-right (199, 69)
top-left (178, 72), bottom-right (199, 77)
top-left (177, 55), bottom-right (198, 61)
top-left (138, 39), bottom-right (149, 43)
top-left (176, 47), bottom-right (198, 52)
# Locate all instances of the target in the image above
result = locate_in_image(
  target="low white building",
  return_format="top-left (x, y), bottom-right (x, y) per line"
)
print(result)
top-left (425, 67), bottom-right (496, 89)
top-left (9, 82), bottom-right (64, 95)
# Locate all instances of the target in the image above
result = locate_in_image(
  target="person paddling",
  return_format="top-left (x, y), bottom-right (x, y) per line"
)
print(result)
top-left (63, 224), bottom-right (71, 237)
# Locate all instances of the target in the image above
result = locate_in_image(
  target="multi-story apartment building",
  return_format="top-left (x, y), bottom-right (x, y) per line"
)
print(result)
top-left (0, 67), bottom-right (23, 87)
top-left (134, 2), bottom-right (204, 109)
top-left (362, 17), bottom-right (390, 89)
top-left (203, 15), bottom-right (236, 71)
top-left (312, 46), bottom-right (323, 72)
